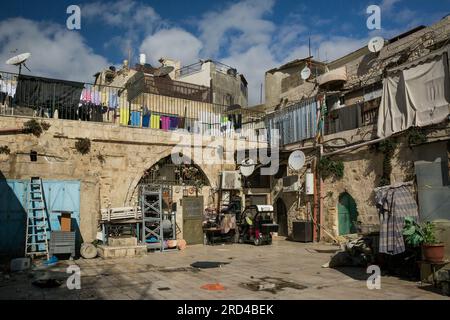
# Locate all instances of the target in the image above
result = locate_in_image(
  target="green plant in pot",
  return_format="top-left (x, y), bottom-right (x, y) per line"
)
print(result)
top-left (421, 222), bottom-right (445, 263)
top-left (403, 218), bottom-right (445, 263)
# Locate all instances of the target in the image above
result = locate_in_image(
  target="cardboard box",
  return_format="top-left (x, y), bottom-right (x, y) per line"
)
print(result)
top-left (61, 212), bottom-right (72, 232)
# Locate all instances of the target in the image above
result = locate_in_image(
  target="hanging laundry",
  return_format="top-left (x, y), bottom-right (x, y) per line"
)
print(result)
top-left (131, 111), bottom-right (141, 127)
top-left (101, 90), bottom-right (108, 106)
top-left (81, 88), bottom-right (92, 102)
top-left (142, 114), bottom-right (150, 128)
top-left (120, 107), bottom-right (130, 125)
top-left (151, 114), bottom-right (161, 129)
top-left (92, 90), bottom-right (101, 105)
top-left (108, 92), bottom-right (118, 109)
top-left (375, 183), bottom-right (419, 255)
top-left (169, 116), bottom-right (179, 130)
top-left (161, 116), bottom-right (170, 131)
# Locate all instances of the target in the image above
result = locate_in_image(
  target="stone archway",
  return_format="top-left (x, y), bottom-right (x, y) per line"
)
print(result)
top-left (338, 192), bottom-right (358, 235)
top-left (125, 148), bottom-right (218, 206)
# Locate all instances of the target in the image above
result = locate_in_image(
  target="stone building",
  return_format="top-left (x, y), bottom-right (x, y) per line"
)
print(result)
top-left (0, 58), bottom-right (262, 256)
top-left (262, 15), bottom-right (450, 251)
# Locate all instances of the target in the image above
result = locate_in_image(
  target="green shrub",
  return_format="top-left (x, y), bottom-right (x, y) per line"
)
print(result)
top-left (75, 138), bottom-right (91, 155)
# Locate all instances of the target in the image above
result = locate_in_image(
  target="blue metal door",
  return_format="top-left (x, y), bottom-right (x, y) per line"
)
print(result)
top-left (0, 181), bottom-right (28, 256)
top-left (0, 180), bottom-right (81, 256)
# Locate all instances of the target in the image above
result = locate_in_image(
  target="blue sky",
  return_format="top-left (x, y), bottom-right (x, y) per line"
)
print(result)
top-left (1, 0), bottom-right (449, 104)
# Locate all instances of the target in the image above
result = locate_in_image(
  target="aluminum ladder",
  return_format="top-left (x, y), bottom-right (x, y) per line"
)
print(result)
top-left (25, 177), bottom-right (50, 260)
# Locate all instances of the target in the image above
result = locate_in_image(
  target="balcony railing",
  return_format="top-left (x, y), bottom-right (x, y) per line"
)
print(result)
top-left (0, 70), bottom-right (264, 140)
top-left (324, 102), bottom-right (380, 135)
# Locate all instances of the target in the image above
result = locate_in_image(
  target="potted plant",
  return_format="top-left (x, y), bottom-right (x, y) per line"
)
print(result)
top-left (403, 218), bottom-right (445, 263)
top-left (421, 222), bottom-right (445, 263)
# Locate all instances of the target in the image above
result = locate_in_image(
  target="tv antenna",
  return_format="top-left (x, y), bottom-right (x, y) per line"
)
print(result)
top-left (153, 65), bottom-right (175, 77)
top-left (239, 159), bottom-right (256, 177)
top-left (288, 150), bottom-right (306, 171)
top-left (368, 36), bottom-right (385, 53)
top-left (6, 52), bottom-right (31, 75)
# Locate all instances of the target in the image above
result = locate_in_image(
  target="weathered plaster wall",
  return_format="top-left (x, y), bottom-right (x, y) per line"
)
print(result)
top-left (320, 130), bottom-right (450, 241)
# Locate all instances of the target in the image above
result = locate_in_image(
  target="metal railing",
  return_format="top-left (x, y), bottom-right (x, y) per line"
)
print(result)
top-left (175, 61), bottom-right (203, 78)
top-left (0, 70), bottom-right (265, 140)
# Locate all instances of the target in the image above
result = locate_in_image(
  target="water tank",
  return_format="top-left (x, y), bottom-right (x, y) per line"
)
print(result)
top-left (305, 172), bottom-right (315, 195)
top-left (139, 53), bottom-right (146, 65)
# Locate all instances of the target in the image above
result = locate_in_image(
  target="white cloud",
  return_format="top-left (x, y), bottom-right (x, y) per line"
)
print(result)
top-left (83, 0), bottom-right (162, 31)
top-left (140, 28), bottom-right (203, 65)
top-left (83, 0), bottom-right (164, 55)
top-left (380, 0), bottom-right (402, 13)
top-left (222, 45), bottom-right (279, 104)
top-left (198, 0), bottom-right (276, 57)
top-left (0, 18), bottom-right (110, 83)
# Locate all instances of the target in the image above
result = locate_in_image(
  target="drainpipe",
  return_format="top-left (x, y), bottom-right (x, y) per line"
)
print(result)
top-left (318, 144), bottom-right (324, 242)
top-left (0, 128), bottom-right (25, 135)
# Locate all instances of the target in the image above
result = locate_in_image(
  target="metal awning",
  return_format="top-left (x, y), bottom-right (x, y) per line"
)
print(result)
top-left (318, 66), bottom-right (347, 87)
top-left (387, 45), bottom-right (450, 74)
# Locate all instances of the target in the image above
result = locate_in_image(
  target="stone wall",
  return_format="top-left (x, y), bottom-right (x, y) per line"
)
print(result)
top-left (0, 116), bottom-right (260, 243)
top-left (320, 129), bottom-right (450, 241)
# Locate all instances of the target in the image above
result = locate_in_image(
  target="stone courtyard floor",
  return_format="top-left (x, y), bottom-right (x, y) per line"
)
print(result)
top-left (0, 240), bottom-right (448, 300)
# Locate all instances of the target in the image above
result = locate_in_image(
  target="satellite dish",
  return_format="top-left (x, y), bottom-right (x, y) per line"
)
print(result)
top-left (6, 52), bottom-right (31, 75)
top-left (368, 36), bottom-right (385, 53)
top-left (301, 67), bottom-right (311, 80)
top-left (240, 159), bottom-right (256, 177)
top-left (288, 151), bottom-right (305, 171)
top-left (153, 66), bottom-right (175, 77)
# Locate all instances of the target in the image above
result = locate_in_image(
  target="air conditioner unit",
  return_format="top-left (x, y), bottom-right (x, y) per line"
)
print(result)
top-left (221, 171), bottom-right (242, 190)
top-left (283, 176), bottom-right (300, 193)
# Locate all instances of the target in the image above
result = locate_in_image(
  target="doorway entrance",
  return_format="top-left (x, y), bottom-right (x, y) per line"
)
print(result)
top-left (338, 192), bottom-right (358, 235)
top-left (276, 198), bottom-right (288, 237)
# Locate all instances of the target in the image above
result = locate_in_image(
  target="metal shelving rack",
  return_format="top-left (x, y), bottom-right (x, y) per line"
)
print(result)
top-left (140, 184), bottom-right (176, 252)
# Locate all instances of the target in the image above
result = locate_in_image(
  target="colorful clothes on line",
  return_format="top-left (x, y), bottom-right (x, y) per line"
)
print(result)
top-left (151, 114), bottom-right (161, 129)
top-left (0, 80), bottom-right (16, 97)
top-left (109, 92), bottom-right (118, 109)
top-left (81, 89), bottom-right (92, 102)
top-left (142, 114), bottom-right (150, 128)
top-left (169, 117), bottom-right (179, 130)
top-left (119, 107), bottom-right (129, 125)
top-left (161, 116), bottom-right (170, 131)
top-left (131, 111), bottom-right (141, 127)
top-left (92, 91), bottom-right (101, 105)
top-left (375, 184), bottom-right (418, 256)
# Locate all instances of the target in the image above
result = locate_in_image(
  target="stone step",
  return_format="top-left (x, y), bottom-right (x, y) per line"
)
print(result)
top-left (107, 236), bottom-right (138, 247)
top-left (97, 245), bottom-right (147, 259)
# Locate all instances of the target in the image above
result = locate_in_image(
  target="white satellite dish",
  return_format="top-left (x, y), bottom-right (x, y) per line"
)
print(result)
top-left (301, 67), bottom-right (311, 80)
top-left (6, 52), bottom-right (31, 74)
top-left (368, 36), bottom-right (385, 53)
top-left (288, 151), bottom-right (305, 171)
top-left (240, 159), bottom-right (256, 177)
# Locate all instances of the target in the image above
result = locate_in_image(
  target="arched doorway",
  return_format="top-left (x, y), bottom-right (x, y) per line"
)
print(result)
top-left (276, 198), bottom-right (288, 237)
top-left (139, 155), bottom-right (211, 245)
top-left (338, 192), bottom-right (358, 235)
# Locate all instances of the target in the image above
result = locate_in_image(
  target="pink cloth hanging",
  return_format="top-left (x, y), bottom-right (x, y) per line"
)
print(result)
top-left (161, 116), bottom-right (170, 131)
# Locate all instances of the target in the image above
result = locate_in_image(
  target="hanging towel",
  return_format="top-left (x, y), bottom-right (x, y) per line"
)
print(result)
top-left (108, 92), bottom-right (118, 109)
top-left (161, 116), bottom-right (170, 131)
top-left (120, 107), bottom-right (130, 125)
top-left (81, 89), bottom-right (92, 102)
top-left (92, 90), bottom-right (101, 105)
top-left (131, 111), bottom-right (141, 127)
top-left (142, 114), bottom-right (150, 128)
top-left (101, 91), bottom-right (108, 106)
top-left (169, 117), bottom-right (179, 130)
top-left (151, 114), bottom-right (161, 129)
